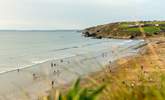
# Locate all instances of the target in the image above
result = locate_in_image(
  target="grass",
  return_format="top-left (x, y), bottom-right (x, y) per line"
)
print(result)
top-left (143, 26), bottom-right (161, 33)
top-left (41, 69), bottom-right (165, 100)
top-left (126, 26), bottom-right (161, 33)
top-left (85, 21), bottom-right (165, 38)
top-left (125, 26), bottom-right (162, 36)
top-left (126, 27), bottom-right (140, 32)
top-left (39, 37), bottom-right (165, 100)
top-left (105, 72), bottom-right (165, 100)
top-left (39, 78), bottom-right (105, 100)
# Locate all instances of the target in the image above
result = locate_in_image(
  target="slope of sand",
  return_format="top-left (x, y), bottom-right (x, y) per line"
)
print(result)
top-left (0, 40), bottom-right (145, 100)
top-left (73, 37), bottom-right (165, 100)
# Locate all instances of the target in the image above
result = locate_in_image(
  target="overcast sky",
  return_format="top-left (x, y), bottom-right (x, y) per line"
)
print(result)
top-left (0, 0), bottom-right (164, 29)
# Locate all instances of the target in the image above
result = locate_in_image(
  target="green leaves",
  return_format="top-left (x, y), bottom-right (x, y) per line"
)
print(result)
top-left (41, 71), bottom-right (165, 100)
top-left (59, 78), bottom-right (105, 100)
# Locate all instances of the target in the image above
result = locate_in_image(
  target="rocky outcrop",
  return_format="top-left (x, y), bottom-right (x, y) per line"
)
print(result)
top-left (82, 31), bottom-right (96, 37)
top-left (82, 21), bottom-right (165, 39)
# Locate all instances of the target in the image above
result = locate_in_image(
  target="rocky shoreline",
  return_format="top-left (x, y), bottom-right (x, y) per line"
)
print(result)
top-left (82, 21), bottom-right (165, 39)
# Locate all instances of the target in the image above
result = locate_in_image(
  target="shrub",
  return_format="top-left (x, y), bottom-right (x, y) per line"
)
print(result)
top-left (40, 78), bottom-right (105, 100)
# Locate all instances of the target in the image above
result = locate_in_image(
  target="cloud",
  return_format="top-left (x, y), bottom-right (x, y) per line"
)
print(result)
top-left (0, 0), bottom-right (164, 29)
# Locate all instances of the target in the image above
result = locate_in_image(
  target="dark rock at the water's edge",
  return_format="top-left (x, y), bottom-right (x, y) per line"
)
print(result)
top-left (95, 36), bottom-right (102, 39)
top-left (82, 31), bottom-right (96, 37)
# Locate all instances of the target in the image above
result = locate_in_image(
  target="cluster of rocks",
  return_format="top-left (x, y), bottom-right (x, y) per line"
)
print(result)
top-left (82, 31), bottom-right (103, 39)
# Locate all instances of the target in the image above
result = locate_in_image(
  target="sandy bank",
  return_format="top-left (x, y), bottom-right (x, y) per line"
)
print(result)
top-left (66, 37), bottom-right (165, 100)
top-left (0, 40), bottom-right (145, 100)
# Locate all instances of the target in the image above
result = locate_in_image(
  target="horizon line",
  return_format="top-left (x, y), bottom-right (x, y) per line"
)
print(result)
top-left (0, 29), bottom-right (82, 31)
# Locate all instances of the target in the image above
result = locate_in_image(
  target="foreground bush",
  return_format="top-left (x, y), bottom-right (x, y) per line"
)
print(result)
top-left (108, 74), bottom-right (165, 100)
top-left (40, 74), bottom-right (165, 100)
top-left (40, 78), bottom-right (105, 100)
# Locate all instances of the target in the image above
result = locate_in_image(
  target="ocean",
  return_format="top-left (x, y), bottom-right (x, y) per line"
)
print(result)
top-left (0, 30), bottom-right (142, 73)
top-left (0, 30), bottom-right (146, 99)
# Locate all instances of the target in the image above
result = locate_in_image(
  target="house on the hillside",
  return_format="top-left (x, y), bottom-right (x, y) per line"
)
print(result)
top-left (128, 24), bottom-right (145, 28)
top-left (128, 23), bottom-right (160, 28)
top-left (155, 24), bottom-right (159, 27)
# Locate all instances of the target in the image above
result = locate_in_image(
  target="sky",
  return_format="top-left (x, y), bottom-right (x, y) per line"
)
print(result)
top-left (0, 0), bottom-right (164, 29)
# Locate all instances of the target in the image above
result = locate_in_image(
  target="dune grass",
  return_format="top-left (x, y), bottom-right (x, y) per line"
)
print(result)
top-left (39, 37), bottom-right (165, 100)
top-left (40, 70), bottom-right (165, 100)
top-left (39, 78), bottom-right (105, 100)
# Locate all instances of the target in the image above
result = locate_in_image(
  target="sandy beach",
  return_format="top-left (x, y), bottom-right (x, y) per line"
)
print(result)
top-left (0, 40), bottom-right (145, 100)
top-left (68, 37), bottom-right (165, 100)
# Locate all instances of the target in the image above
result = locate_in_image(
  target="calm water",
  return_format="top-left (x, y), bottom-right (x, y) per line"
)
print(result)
top-left (0, 30), bottom-right (141, 72)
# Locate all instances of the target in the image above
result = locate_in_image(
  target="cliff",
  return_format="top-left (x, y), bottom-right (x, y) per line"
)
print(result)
top-left (82, 21), bottom-right (165, 39)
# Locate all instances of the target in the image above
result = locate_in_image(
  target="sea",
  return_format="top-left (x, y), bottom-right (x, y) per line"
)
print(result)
top-left (0, 30), bottom-right (147, 99)
top-left (0, 30), bottom-right (143, 73)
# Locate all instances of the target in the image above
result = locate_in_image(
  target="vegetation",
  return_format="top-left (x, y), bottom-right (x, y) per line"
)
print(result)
top-left (105, 72), bottom-right (165, 100)
top-left (39, 37), bottom-right (165, 100)
top-left (83, 21), bottom-right (165, 39)
top-left (39, 78), bottom-right (105, 100)
top-left (41, 71), bottom-right (165, 100)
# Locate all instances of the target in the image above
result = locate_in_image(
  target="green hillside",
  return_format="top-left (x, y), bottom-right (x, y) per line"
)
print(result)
top-left (83, 21), bottom-right (165, 39)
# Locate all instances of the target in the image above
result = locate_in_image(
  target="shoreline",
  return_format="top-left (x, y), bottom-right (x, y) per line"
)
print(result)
top-left (49, 40), bottom-right (148, 92)
top-left (0, 39), bottom-right (144, 75)
top-left (60, 36), bottom-right (165, 100)
top-left (0, 39), bottom-right (145, 100)
top-left (0, 39), bottom-right (135, 74)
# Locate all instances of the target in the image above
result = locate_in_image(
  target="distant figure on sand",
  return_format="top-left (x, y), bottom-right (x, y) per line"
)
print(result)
top-left (54, 70), bottom-right (56, 73)
top-left (51, 81), bottom-right (54, 88)
top-left (33, 73), bottom-right (37, 80)
top-left (17, 69), bottom-right (20, 72)
top-left (60, 59), bottom-right (63, 63)
top-left (51, 63), bottom-right (53, 67)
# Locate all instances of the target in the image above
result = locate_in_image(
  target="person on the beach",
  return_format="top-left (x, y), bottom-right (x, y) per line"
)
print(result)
top-left (60, 59), bottom-right (63, 63)
top-left (33, 73), bottom-right (37, 80)
top-left (51, 81), bottom-right (54, 88)
top-left (51, 63), bottom-right (53, 67)
top-left (17, 69), bottom-right (20, 72)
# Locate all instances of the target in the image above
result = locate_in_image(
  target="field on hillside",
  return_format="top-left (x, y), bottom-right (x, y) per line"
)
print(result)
top-left (83, 21), bottom-right (165, 39)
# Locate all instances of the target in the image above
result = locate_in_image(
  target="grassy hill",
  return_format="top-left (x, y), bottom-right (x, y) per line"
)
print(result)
top-left (40, 37), bottom-right (165, 100)
top-left (83, 21), bottom-right (165, 39)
